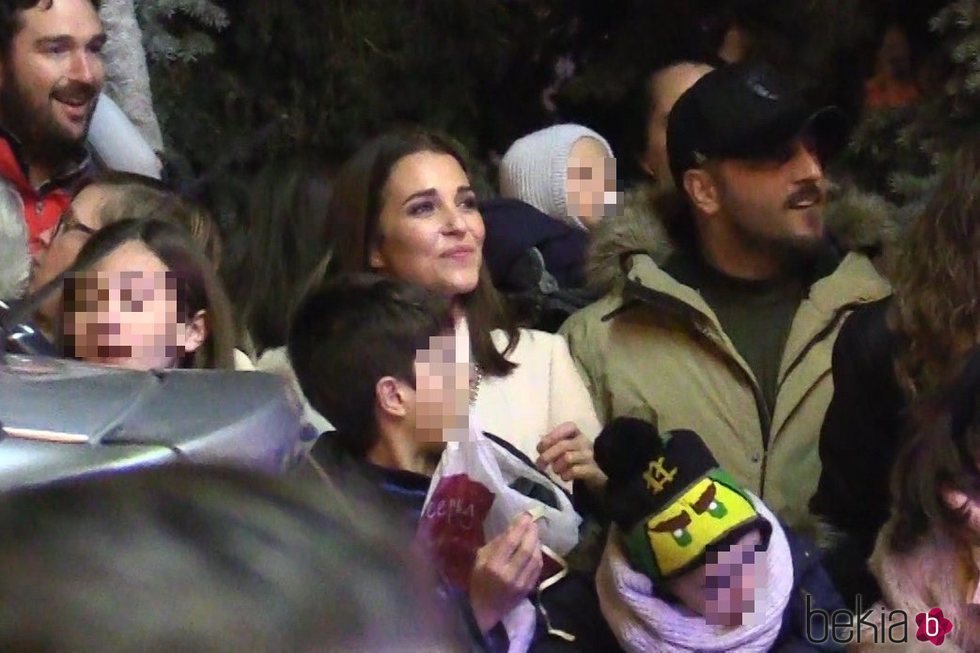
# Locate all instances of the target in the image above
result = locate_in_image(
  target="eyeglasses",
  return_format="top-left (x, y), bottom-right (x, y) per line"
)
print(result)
top-left (53, 208), bottom-right (97, 240)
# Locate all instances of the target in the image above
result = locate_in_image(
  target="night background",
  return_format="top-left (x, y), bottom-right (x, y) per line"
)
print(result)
top-left (137, 0), bottom-right (971, 248)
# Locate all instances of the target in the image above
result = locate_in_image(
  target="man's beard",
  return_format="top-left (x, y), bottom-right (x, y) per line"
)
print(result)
top-left (0, 70), bottom-right (98, 169)
top-left (726, 181), bottom-right (828, 272)
top-left (729, 206), bottom-right (826, 273)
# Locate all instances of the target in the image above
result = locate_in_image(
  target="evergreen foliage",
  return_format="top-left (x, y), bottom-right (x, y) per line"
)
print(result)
top-left (138, 0), bottom-right (229, 63)
top-left (841, 0), bottom-right (980, 208)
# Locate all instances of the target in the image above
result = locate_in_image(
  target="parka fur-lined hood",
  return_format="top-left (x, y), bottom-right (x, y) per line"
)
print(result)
top-left (586, 181), bottom-right (904, 295)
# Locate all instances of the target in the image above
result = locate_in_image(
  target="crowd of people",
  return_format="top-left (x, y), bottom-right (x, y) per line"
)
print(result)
top-left (1, 0), bottom-right (978, 651)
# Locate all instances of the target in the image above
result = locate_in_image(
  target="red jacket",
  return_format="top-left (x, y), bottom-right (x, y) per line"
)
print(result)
top-left (0, 132), bottom-right (92, 259)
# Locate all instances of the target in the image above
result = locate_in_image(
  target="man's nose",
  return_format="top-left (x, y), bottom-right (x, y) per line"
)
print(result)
top-left (790, 141), bottom-right (823, 182)
top-left (69, 51), bottom-right (101, 86)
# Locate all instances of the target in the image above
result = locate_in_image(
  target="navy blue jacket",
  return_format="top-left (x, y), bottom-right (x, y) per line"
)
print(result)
top-left (774, 528), bottom-right (847, 652)
top-left (481, 197), bottom-right (589, 290)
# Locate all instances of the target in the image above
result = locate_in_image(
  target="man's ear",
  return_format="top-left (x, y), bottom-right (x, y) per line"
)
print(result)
top-left (183, 309), bottom-right (208, 354)
top-left (682, 168), bottom-right (721, 216)
top-left (375, 376), bottom-right (411, 420)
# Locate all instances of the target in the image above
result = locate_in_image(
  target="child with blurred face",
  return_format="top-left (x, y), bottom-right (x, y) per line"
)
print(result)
top-left (65, 248), bottom-right (202, 370)
top-left (62, 218), bottom-right (235, 370)
top-left (500, 124), bottom-right (620, 232)
top-left (289, 273), bottom-right (544, 638)
top-left (592, 418), bottom-right (800, 653)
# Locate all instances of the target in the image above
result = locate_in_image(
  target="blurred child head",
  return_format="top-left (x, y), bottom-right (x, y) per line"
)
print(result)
top-left (595, 418), bottom-right (772, 626)
top-left (0, 464), bottom-right (464, 652)
top-left (289, 273), bottom-right (470, 460)
top-left (499, 124), bottom-right (619, 231)
top-left (62, 218), bottom-right (235, 370)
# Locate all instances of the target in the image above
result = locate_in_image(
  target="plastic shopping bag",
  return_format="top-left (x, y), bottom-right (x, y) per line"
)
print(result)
top-left (417, 425), bottom-right (582, 651)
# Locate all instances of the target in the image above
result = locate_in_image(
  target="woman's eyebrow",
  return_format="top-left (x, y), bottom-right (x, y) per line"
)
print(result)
top-left (402, 188), bottom-right (437, 206)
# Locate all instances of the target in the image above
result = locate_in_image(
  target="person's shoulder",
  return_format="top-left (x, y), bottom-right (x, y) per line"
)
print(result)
top-left (836, 295), bottom-right (895, 360)
top-left (233, 349), bottom-right (256, 371)
top-left (846, 295), bottom-right (892, 328)
top-left (492, 327), bottom-right (562, 361)
top-left (560, 292), bottom-right (621, 333)
top-left (804, 252), bottom-right (890, 321)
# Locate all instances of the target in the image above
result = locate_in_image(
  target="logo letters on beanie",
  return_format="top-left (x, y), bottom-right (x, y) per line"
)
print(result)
top-left (643, 456), bottom-right (678, 494)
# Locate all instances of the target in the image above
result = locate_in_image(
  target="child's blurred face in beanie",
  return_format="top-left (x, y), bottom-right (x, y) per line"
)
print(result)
top-left (566, 137), bottom-right (617, 230)
top-left (666, 528), bottom-right (765, 627)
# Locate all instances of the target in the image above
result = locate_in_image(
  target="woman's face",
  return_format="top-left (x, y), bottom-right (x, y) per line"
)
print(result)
top-left (32, 184), bottom-right (113, 326)
top-left (369, 151), bottom-right (485, 298)
top-left (64, 239), bottom-right (205, 370)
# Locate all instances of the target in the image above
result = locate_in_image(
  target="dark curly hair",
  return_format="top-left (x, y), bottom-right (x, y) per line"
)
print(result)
top-left (889, 140), bottom-right (980, 400)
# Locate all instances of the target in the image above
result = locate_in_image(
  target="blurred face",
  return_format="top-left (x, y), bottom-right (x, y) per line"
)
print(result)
top-left (31, 183), bottom-right (111, 323)
top-left (941, 485), bottom-right (980, 543)
top-left (879, 25), bottom-right (912, 80)
top-left (711, 137), bottom-right (827, 259)
top-left (566, 136), bottom-right (618, 230)
top-left (0, 0), bottom-right (106, 161)
top-left (643, 64), bottom-right (712, 185)
top-left (667, 529), bottom-right (764, 627)
top-left (411, 331), bottom-right (470, 447)
top-left (64, 239), bottom-right (205, 370)
top-left (370, 151), bottom-right (485, 298)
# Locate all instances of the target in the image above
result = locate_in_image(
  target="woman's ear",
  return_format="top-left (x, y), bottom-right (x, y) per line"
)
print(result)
top-left (183, 309), bottom-right (208, 354)
top-left (368, 245), bottom-right (385, 270)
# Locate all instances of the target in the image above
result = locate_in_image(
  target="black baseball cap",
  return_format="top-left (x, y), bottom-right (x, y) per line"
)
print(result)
top-left (666, 62), bottom-right (845, 188)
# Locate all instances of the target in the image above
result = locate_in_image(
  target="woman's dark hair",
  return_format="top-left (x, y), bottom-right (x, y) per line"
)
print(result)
top-left (0, 464), bottom-right (461, 652)
top-left (322, 129), bottom-right (518, 377)
top-left (228, 154), bottom-right (337, 355)
top-left (289, 273), bottom-right (454, 456)
top-left (63, 218), bottom-right (236, 370)
top-left (888, 346), bottom-right (980, 552)
top-left (888, 139), bottom-right (980, 400)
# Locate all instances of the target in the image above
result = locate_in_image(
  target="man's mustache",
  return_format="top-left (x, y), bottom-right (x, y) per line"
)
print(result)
top-left (51, 81), bottom-right (98, 106)
top-left (785, 182), bottom-right (826, 209)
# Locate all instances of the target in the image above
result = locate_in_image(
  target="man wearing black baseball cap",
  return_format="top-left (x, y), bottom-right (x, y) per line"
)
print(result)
top-left (562, 62), bottom-right (891, 533)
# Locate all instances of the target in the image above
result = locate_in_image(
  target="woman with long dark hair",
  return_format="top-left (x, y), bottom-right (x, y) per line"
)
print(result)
top-left (226, 155), bottom-right (337, 431)
top-left (318, 129), bottom-right (603, 490)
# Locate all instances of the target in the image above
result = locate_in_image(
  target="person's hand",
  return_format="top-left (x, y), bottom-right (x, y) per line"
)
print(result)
top-left (536, 421), bottom-right (608, 491)
top-left (468, 513), bottom-right (543, 633)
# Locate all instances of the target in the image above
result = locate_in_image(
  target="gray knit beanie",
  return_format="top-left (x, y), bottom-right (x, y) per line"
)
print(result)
top-left (499, 124), bottom-right (614, 230)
